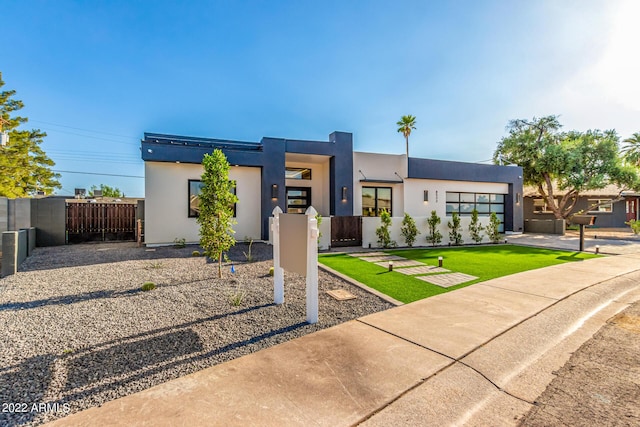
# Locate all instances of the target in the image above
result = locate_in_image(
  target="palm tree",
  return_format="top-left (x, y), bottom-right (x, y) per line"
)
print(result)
top-left (621, 132), bottom-right (640, 166)
top-left (397, 115), bottom-right (417, 158)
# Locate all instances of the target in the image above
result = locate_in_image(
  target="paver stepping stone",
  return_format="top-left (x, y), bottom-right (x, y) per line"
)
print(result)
top-left (360, 255), bottom-right (406, 262)
top-left (374, 260), bottom-right (426, 268)
top-left (326, 289), bottom-right (357, 301)
top-left (395, 266), bottom-right (450, 275)
top-left (417, 272), bottom-right (478, 288)
top-left (348, 252), bottom-right (387, 257)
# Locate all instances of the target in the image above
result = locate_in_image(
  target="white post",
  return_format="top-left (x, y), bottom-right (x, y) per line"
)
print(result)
top-left (271, 206), bottom-right (284, 304)
top-left (305, 206), bottom-right (319, 324)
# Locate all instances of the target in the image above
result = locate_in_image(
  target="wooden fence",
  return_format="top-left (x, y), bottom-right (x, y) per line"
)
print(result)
top-left (66, 203), bottom-right (137, 243)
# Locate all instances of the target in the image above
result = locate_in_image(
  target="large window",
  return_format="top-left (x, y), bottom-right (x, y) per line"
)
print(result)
top-left (588, 199), bottom-right (613, 213)
top-left (285, 167), bottom-right (312, 180)
top-left (362, 187), bottom-right (392, 217)
top-left (188, 180), bottom-right (236, 218)
top-left (446, 192), bottom-right (505, 231)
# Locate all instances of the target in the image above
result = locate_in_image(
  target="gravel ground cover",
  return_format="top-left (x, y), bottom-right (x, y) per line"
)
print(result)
top-left (0, 242), bottom-right (393, 426)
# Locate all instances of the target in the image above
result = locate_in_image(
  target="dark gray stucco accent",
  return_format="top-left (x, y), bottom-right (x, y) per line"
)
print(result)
top-left (409, 158), bottom-right (521, 183)
top-left (141, 142), bottom-right (265, 166)
top-left (409, 157), bottom-right (524, 232)
top-left (328, 132), bottom-right (354, 216)
top-left (260, 137), bottom-right (286, 239)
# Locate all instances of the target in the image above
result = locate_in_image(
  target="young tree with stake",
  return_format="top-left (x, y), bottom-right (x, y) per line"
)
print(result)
top-left (197, 149), bottom-right (239, 278)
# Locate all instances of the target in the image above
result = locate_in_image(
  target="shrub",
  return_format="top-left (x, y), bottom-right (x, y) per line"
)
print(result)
top-left (375, 209), bottom-right (396, 248)
top-left (486, 212), bottom-right (502, 243)
top-left (228, 282), bottom-right (247, 307)
top-left (243, 237), bottom-right (254, 262)
top-left (191, 250), bottom-right (201, 257)
top-left (145, 261), bottom-right (163, 270)
top-left (141, 282), bottom-right (156, 291)
top-left (400, 213), bottom-right (420, 247)
top-left (173, 237), bottom-right (186, 248)
top-left (426, 210), bottom-right (443, 247)
top-left (626, 219), bottom-right (640, 235)
top-left (468, 209), bottom-right (484, 243)
top-left (315, 213), bottom-right (323, 246)
top-left (447, 211), bottom-right (463, 245)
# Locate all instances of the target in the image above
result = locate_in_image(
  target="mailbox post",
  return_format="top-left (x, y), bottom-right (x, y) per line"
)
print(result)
top-left (572, 215), bottom-right (596, 252)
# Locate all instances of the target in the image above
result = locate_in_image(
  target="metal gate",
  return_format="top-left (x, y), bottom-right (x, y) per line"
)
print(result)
top-left (66, 202), bottom-right (137, 243)
top-left (330, 216), bottom-right (362, 247)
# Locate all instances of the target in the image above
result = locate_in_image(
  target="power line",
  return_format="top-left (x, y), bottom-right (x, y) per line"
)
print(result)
top-left (31, 119), bottom-right (138, 139)
top-left (41, 127), bottom-right (139, 146)
top-left (52, 170), bottom-right (144, 178)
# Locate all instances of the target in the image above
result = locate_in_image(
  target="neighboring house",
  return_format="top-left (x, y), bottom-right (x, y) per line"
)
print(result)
top-left (523, 184), bottom-right (640, 228)
top-left (141, 131), bottom-right (524, 247)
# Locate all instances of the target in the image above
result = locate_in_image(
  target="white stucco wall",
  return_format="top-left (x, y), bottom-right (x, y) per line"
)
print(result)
top-left (145, 162), bottom-right (261, 246)
top-left (403, 178), bottom-right (509, 219)
top-left (353, 152), bottom-right (407, 217)
top-left (357, 174), bottom-right (510, 247)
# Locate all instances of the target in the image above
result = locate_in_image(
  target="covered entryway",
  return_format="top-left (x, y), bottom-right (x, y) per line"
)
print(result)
top-left (331, 216), bottom-right (362, 247)
top-left (66, 202), bottom-right (137, 243)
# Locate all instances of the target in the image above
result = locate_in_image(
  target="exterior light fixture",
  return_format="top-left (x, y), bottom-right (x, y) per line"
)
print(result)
top-left (438, 256), bottom-right (443, 268)
top-left (595, 245), bottom-right (600, 254)
top-left (147, 148), bottom-right (153, 154)
top-left (516, 192), bottom-right (521, 205)
top-left (388, 260), bottom-right (393, 271)
top-left (271, 184), bottom-right (278, 199)
top-left (342, 186), bottom-right (348, 201)
top-left (424, 190), bottom-right (429, 202)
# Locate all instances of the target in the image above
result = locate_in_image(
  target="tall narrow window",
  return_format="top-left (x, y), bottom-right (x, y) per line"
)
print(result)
top-left (362, 187), bottom-right (392, 216)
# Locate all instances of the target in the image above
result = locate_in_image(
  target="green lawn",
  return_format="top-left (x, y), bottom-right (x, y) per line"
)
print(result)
top-left (318, 245), bottom-right (600, 304)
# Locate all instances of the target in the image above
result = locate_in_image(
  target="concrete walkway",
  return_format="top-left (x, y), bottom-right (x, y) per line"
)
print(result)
top-left (47, 253), bottom-right (640, 426)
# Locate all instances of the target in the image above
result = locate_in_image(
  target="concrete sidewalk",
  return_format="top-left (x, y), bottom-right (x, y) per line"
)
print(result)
top-left (47, 254), bottom-right (640, 426)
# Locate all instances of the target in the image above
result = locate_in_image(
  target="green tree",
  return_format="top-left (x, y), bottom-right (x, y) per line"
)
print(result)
top-left (89, 184), bottom-right (123, 198)
top-left (468, 209), bottom-right (484, 243)
top-left (486, 212), bottom-right (502, 244)
top-left (0, 72), bottom-right (60, 197)
top-left (397, 115), bottom-right (417, 158)
top-left (493, 115), bottom-right (638, 219)
top-left (447, 211), bottom-right (463, 245)
top-left (197, 149), bottom-right (239, 278)
top-left (425, 210), bottom-right (442, 247)
top-left (400, 212), bottom-right (420, 247)
top-left (375, 209), bottom-right (395, 248)
top-left (621, 132), bottom-right (640, 166)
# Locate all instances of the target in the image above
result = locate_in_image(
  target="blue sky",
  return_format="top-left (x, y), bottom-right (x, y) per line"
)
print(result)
top-left (3, 1), bottom-right (638, 197)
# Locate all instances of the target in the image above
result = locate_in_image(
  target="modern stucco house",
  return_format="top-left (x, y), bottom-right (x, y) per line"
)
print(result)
top-left (141, 131), bottom-right (524, 247)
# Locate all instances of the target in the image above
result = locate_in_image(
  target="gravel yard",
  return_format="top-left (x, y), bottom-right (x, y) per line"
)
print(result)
top-left (0, 242), bottom-right (393, 426)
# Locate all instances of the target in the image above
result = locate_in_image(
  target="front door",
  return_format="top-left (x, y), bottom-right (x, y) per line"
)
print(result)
top-left (626, 198), bottom-right (638, 222)
top-left (286, 187), bottom-right (312, 214)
